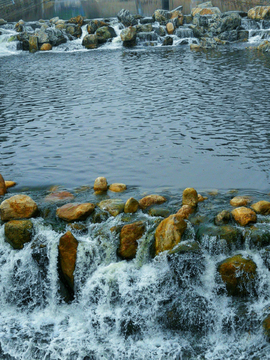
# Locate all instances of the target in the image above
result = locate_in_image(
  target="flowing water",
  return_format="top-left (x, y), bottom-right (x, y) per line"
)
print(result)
top-left (0, 17), bottom-right (270, 360)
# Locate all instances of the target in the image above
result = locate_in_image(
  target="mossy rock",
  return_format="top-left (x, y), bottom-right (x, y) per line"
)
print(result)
top-left (244, 227), bottom-right (270, 249)
top-left (148, 207), bottom-right (170, 217)
top-left (196, 224), bottom-right (243, 245)
top-left (5, 220), bottom-right (33, 249)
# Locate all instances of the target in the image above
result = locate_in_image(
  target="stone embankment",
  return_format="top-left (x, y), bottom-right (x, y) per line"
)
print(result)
top-left (1, 2), bottom-right (270, 52)
top-left (1, 172), bottom-right (270, 338)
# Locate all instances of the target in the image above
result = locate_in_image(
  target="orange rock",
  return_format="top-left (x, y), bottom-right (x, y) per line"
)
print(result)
top-left (155, 214), bottom-right (187, 255)
top-left (40, 43), bottom-right (52, 51)
top-left (58, 231), bottom-right (78, 290)
top-left (94, 177), bottom-right (108, 192)
top-left (198, 194), bottom-right (207, 202)
top-left (218, 254), bottom-right (257, 296)
top-left (124, 197), bottom-right (139, 213)
top-left (231, 207), bottom-right (257, 226)
top-left (0, 194), bottom-right (38, 221)
top-left (5, 181), bottom-right (16, 188)
top-left (139, 194), bottom-right (166, 209)
top-left (251, 201), bottom-right (270, 215)
top-left (109, 183), bottom-right (127, 192)
top-left (45, 191), bottom-right (74, 203)
top-left (5, 220), bottom-right (33, 249)
top-left (177, 205), bottom-right (195, 219)
top-left (166, 22), bottom-right (174, 35)
top-left (230, 196), bottom-right (251, 207)
top-left (56, 202), bottom-right (95, 222)
top-left (248, 6), bottom-right (270, 20)
top-left (263, 314), bottom-right (270, 340)
top-left (0, 174), bottom-right (6, 196)
top-left (182, 187), bottom-right (198, 207)
top-left (118, 221), bottom-right (145, 259)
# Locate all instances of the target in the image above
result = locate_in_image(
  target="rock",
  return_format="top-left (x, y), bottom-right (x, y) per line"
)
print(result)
top-left (155, 214), bottom-right (187, 255)
top-left (136, 24), bottom-right (153, 33)
top-left (257, 40), bottom-right (270, 52)
top-left (50, 16), bottom-right (59, 24)
top-left (58, 231), bottom-right (78, 291)
top-left (68, 15), bottom-right (84, 26)
top-left (182, 188), bottom-right (198, 207)
top-left (217, 254), bottom-right (257, 296)
top-left (0, 195), bottom-right (38, 221)
top-left (198, 194), bottom-right (207, 202)
top-left (0, 19), bottom-right (7, 25)
top-left (215, 210), bottom-right (231, 225)
top-left (118, 221), bottom-right (146, 259)
top-left (40, 43), bottom-right (52, 51)
top-left (217, 30), bottom-right (238, 42)
top-left (5, 181), bottom-right (16, 189)
top-left (148, 207), bottom-right (170, 217)
top-left (36, 29), bottom-right (50, 44)
top-left (162, 36), bottom-right (173, 46)
top-left (56, 203), bottom-right (95, 222)
top-left (230, 196), bottom-right (251, 207)
top-left (94, 177), bottom-right (108, 192)
top-left (192, 7), bottom-right (221, 17)
top-left (82, 34), bottom-right (98, 49)
top-left (154, 27), bottom-right (166, 37)
top-left (98, 199), bottom-right (125, 216)
top-left (177, 205), bottom-right (195, 219)
top-left (168, 240), bottom-right (201, 256)
top-left (248, 6), bottom-right (270, 21)
top-left (220, 12), bottom-right (241, 32)
top-left (124, 197), bottom-right (140, 213)
top-left (109, 183), bottom-right (127, 192)
top-left (17, 32), bottom-right (30, 50)
top-left (153, 9), bottom-right (171, 23)
top-left (251, 201), bottom-right (270, 215)
top-left (137, 31), bottom-right (158, 42)
top-left (166, 22), bottom-right (174, 35)
top-left (190, 43), bottom-right (202, 51)
top-left (117, 9), bottom-right (138, 27)
top-left (140, 17), bottom-right (155, 25)
top-left (120, 26), bottom-right (137, 46)
top-left (231, 207), bottom-right (257, 226)
top-left (86, 20), bottom-right (108, 34)
top-left (139, 194), bottom-right (167, 209)
top-left (45, 191), bottom-right (75, 203)
top-left (45, 27), bottom-right (67, 46)
top-left (15, 20), bottom-right (25, 32)
top-left (0, 174), bottom-right (7, 196)
top-left (200, 37), bottom-right (218, 49)
top-left (263, 315), bottom-right (270, 340)
top-left (244, 226), bottom-right (270, 249)
top-left (5, 220), bottom-right (33, 249)
top-left (65, 24), bottom-right (82, 38)
top-left (197, 1), bottom-right (213, 8)
top-left (29, 35), bottom-right (38, 53)
top-left (238, 30), bottom-right (249, 42)
top-left (196, 224), bottom-right (243, 247)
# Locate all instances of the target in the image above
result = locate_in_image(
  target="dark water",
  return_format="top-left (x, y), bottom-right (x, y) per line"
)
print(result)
top-left (1, 45), bottom-right (270, 193)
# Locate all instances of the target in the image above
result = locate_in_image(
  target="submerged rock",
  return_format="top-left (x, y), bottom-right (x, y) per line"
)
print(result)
top-left (139, 194), bottom-right (166, 209)
top-left (124, 197), bottom-right (140, 213)
top-left (5, 220), bottom-right (33, 249)
top-left (215, 210), bottom-right (231, 225)
top-left (244, 226), bottom-right (270, 249)
top-left (248, 6), bottom-right (270, 20)
top-left (118, 221), bottom-right (146, 259)
top-left (182, 187), bottom-right (198, 207)
top-left (45, 191), bottom-right (75, 203)
top-left (109, 183), bottom-right (127, 192)
top-left (263, 314), bottom-right (270, 340)
top-left (56, 203), bottom-right (95, 222)
top-left (217, 254), bottom-right (257, 296)
top-left (155, 214), bottom-right (187, 255)
top-left (251, 201), bottom-right (270, 215)
top-left (230, 196), bottom-right (251, 207)
top-left (94, 177), bottom-right (108, 192)
top-left (0, 195), bottom-right (38, 221)
top-left (162, 36), bottom-right (173, 46)
top-left (58, 231), bottom-right (78, 291)
top-left (231, 207), bottom-right (257, 226)
top-left (256, 40), bottom-right (270, 52)
top-left (148, 207), bottom-right (170, 217)
top-left (0, 174), bottom-right (7, 196)
top-left (98, 199), bottom-right (125, 216)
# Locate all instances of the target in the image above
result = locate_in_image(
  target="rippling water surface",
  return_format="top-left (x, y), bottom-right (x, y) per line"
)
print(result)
top-left (1, 46), bottom-right (270, 191)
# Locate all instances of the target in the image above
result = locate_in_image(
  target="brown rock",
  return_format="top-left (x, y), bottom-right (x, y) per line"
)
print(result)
top-left (98, 199), bottom-right (125, 216)
top-left (182, 187), bottom-right (198, 207)
top-left (177, 205), bottom-right (195, 219)
top-left (251, 201), bottom-right (270, 215)
top-left (139, 194), bottom-right (166, 209)
top-left (118, 221), bottom-right (146, 259)
top-left (192, 6), bottom-right (221, 16)
top-left (45, 191), bottom-right (74, 203)
top-left (190, 44), bottom-right (202, 51)
top-left (40, 43), bottom-right (52, 51)
top-left (0, 174), bottom-right (6, 196)
top-left (231, 207), bottom-right (257, 226)
top-left (198, 194), bottom-right (207, 202)
top-left (230, 196), bottom-right (251, 207)
top-left (155, 214), bottom-right (187, 255)
top-left (29, 35), bottom-right (38, 53)
top-left (263, 315), bottom-right (270, 340)
top-left (218, 254), bottom-right (257, 296)
top-left (5, 220), bottom-right (33, 249)
top-left (5, 181), bottom-right (16, 189)
top-left (68, 15), bottom-right (84, 26)
top-left (215, 210), bottom-right (231, 226)
top-left (58, 231), bottom-right (78, 290)
top-left (0, 195), bottom-right (38, 221)
top-left (124, 197), bottom-right (139, 213)
top-left (248, 6), bottom-right (270, 20)
top-left (166, 22), bottom-right (174, 35)
top-left (109, 183), bottom-right (127, 192)
top-left (94, 177), bottom-right (108, 192)
top-left (56, 203), bottom-right (95, 222)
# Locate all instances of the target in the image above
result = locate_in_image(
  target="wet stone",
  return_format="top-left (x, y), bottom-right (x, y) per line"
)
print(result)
top-left (118, 221), bottom-right (146, 259)
top-left (251, 201), bottom-right (270, 215)
top-left (124, 197), bottom-right (139, 214)
top-left (0, 195), bottom-right (38, 221)
top-left (98, 199), bottom-right (125, 217)
top-left (231, 207), bottom-right (257, 226)
top-left (5, 220), bottom-right (33, 249)
top-left (139, 194), bottom-right (166, 210)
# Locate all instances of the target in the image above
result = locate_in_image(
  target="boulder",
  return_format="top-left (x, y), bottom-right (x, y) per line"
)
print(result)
top-left (177, 205), bottom-right (195, 219)
top-left (5, 181), bottom-right (16, 189)
top-left (251, 201), bottom-right (270, 215)
top-left (65, 24), bottom-right (82, 38)
top-left (192, 7), bottom-right (221, 17)
top-left (82, 34), bottom-right (98, 49)
top-left (200, 37), bottom-right (218, 48)
top-left (244, 226), bottom-right (270, 249)
top-left (139, 194), bottom-right (166, 209)
top-left (94, 177), bottom-right (108, 192)
top-left (196, 224), bottom-right (243, 248)
top-left (190, 43), bottom-right (202, 51)
top-left (215, 210), bottom-right (231, 225)
top-left (231, 207), bottom-right (257, 226)
top-left (124, 197), bottom-right (140, 213)
top-left (5, 220), bottom-right (33, 249)
top-left (15, 20), bottom-right (25, 32)
top-left (29, 35), bottom-right (38, 53)
top-left (148, 207), bottom-right (170, 217)
top-left (87, 20), bottom-right (108, 34)
top-left (154, 27), bottom-right (166, 37)
top-left (263, 315), bottom-right (270, 340)
top-left (248, 6), bottom-right (270, 20)
top-left (220, 12), bottom-right (241, 32)
top-left (0, 195), bottom-right (38, 221)
top-left (117, 9), bottom-right (138, 27)
top-left (56, 203), bottom-right (95, 222)
top-left (0, 174), bottom-right (6, 196)
top-left (182, 187), bottom-right (198, 207)
top-left (120, 26), bottom-right (137, 46)
top-left (230, 196), bottom-right (251, 207)
top-left (140, 17), bottom-right (155, 25)
top-left (153, 9), bottom-right (171, 23)
top-left (58, 231), bottom-right (78, 291)
top-left (68, 15), bottom-right (84, 26)
top-left (257, 40), bottom-right (270, 52)
top-left (137, 31), bottom-right (158, 42)
top-left (118, 221), bottom-right (146, 259)
top-left (168, 240), bottom-right (201, 256)
top-left (162, 36), bottom-right (173, 46)
top-left (98, 199), bottom-right (125, 216)
top-left (36, 29), bottom-right (50, 44)
top-left (0, 19), bottom-right (7, 25)
top-left (109, 183), bottom-right (127, 192)
top-left (17, 32), bottom-right (30, 50)
top-left (45, 27), bottom-right (67, 46)
top-left (166, 22), bottom-right (174, 35)
top-left (45, 191), bottom-right (75, 203)
top-left (217, 254), bottom-right (257, 296)
top-left (50, 16), bottom-right (59, 24)
top-left (198, 194), bottom-right (207, 202)
top-left (40, 43), bottom-right (52, 51)
top-left (136, 24), bottom-right (153, 33)
top-left (155, 214), bottom-right (187, 255)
